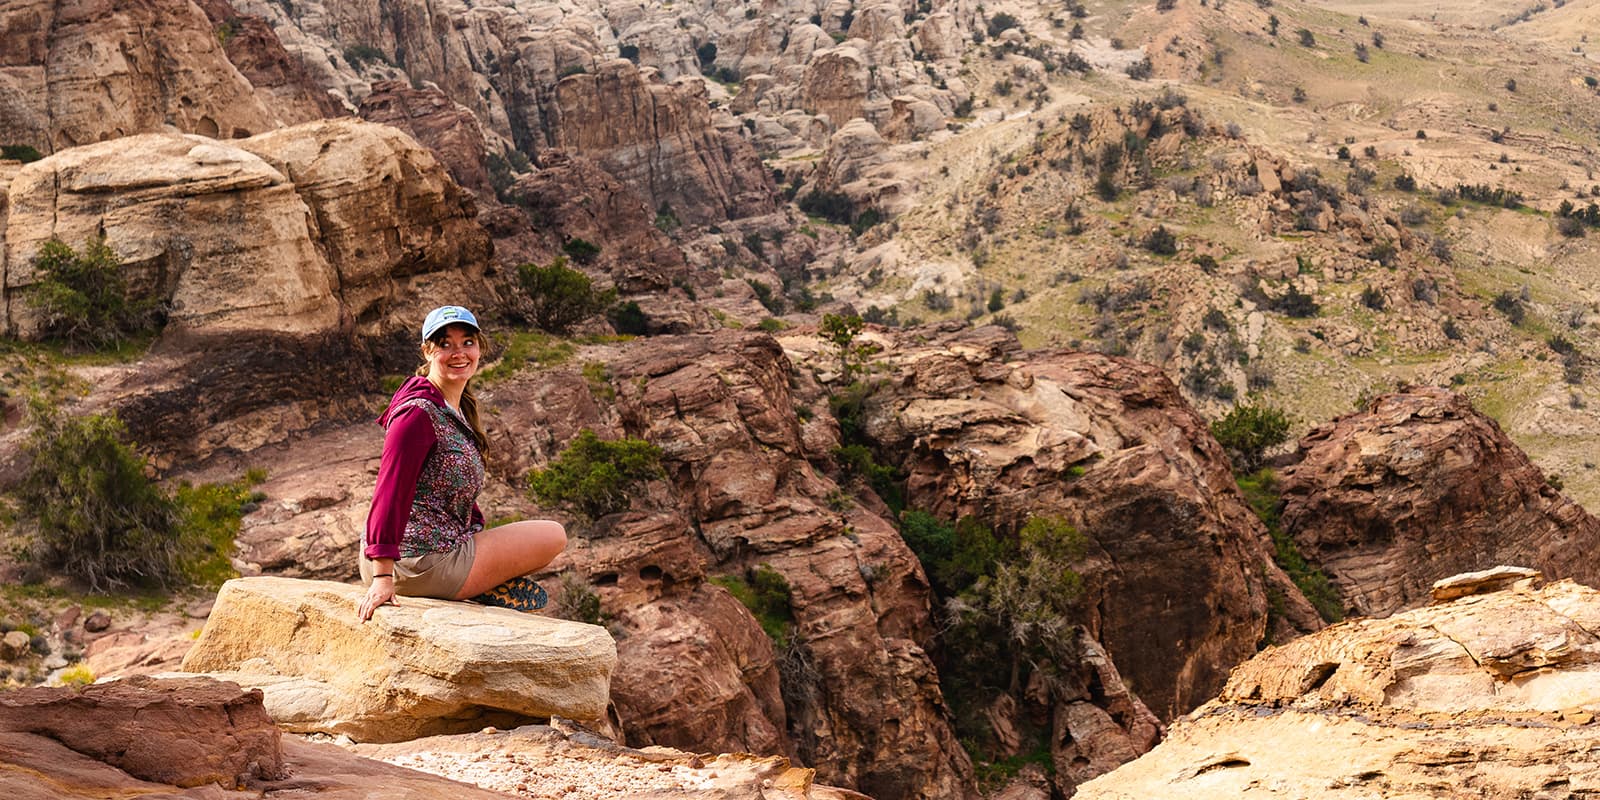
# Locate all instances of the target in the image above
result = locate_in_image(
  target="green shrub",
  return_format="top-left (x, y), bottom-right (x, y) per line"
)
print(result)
top-left (1, 144), bottom-right (43, 163)
top-left (1237, 469), bottom-right (1343, 622)
top-left (26, 238), bottom-right (161, 349)
top-left (609, 300), bottom-right (649, 335)
top-left (528, 429), bottom-right (663, 518)
top-left (798, 190), bottom-right (854, 225)
top-left (171, 474), bottom-right (263, 589)
top-left (553, 573), bottom-right (604, 625)
top-left (16, 405), bottom-right (182, 591)
top-left (1211, 402), bottom-right (1292, 472)
top-left (820, 313), bottom-right (877, 379)
top-left (1142, 225), bottom-right (1178, 255)
top-left (517, 256), bottom-right (617, 335)
top-left (833, 443), bottom-right (903, 513)
top-left (711, 564), bottom-right (794, 647)
top-left (561, 237), bottom-right (601, 264)
top-left (898, 510), bottom-right (956, 581)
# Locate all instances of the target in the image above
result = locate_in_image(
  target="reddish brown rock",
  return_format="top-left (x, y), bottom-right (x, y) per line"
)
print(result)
top-left (548, 63), bottom-right (777, 227)
top-left (196, 0), bottom-right (343, 124)
top-left (359, 80), bottom-right (495, 197)
top-left (0, 0), bottom-right (285, 153)
top-left (487, 332), bottom-right (974, 799)
top-left (1276, 387), bottom-right (1600, 618)
top-left (507, 149), bottom-right (688, 294)
top-left (0, 675), bottom-right (283, 787)
top-left (815, 324), bottom-right (1321, 721)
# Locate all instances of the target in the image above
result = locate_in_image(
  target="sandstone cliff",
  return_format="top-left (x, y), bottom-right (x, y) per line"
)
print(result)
top-left (1277, 388), bottom-right (1600, 618)
top-left (1078, 568), bottom-right (1600, 799)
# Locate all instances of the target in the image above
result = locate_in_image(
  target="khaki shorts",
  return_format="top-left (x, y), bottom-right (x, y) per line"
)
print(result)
top-left (360, 537), bottom-right (476, 599)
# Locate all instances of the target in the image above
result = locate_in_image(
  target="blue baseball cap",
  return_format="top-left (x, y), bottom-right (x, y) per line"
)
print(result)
top-left (421, 305), bottom-right (480, 340)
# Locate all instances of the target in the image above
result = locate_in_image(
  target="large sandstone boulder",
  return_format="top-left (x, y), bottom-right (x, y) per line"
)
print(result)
top-left (1078, 569), bottom-right (1600, 798)
top-left (1, 132), bottom-right (339, 338)
top-left (1277, 388), bottom-right (1600, 617)
top-left (180, 577), bottom-right (617, 742)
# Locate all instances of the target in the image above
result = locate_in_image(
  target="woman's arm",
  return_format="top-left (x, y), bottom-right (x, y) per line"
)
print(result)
top-left (364, 405), bottom-right (437, 560)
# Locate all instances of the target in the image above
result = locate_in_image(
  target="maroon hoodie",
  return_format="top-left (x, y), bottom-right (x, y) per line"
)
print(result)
top-left (364, 376), bottom-right (486, 560)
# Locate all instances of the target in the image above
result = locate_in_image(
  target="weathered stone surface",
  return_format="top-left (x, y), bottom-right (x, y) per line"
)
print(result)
top-left (506, 148), bottom-right (688, 294)
top-left (0, 721), bottom-right (520, 799)
top-left (548, 63), bottom-right (777, 226)
top-left (237, 118), bottom-right (494, 331)
top-left (1078, 571), bottom-right (1600, 799)
top-left (1, 117), bottom-right (489, 341)
top-left (0, 675), bottom-right (284, 787)
top-left (355, 719), bottom-right (874, 799)
top-left (359, 80), bottom-right (496, 197)
top-left (1, 132), bottom-right (339, 338)
top-left (179, 577), bottom-right (617, 742)
top-left (0, 0), bottom-right (284, 153)
top-left (485, 331), bottom-right (974, 799)
top-left (196, 0), bottom-right (344, 124)
top-left (0, 630), bottom-right (29, 661)
top-left (1278, 388), bottom-right (1600, 617)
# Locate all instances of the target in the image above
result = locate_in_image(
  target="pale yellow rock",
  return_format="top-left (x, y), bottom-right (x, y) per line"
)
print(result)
top-left (1079, 571), bottom-right (1600, 799)
top-left (180, 577), bottom-right (616, 743)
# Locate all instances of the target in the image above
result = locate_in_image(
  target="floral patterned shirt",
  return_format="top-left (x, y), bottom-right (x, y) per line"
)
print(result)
top-left (364, 377), bottom-right (485, 560)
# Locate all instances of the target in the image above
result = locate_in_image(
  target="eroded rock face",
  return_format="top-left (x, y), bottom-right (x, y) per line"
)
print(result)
top-left (0, 0), bottom-right (286, 153)
top-left (548, 63), bottom-right (777, 226)
top-left (0, 675), bottom-right (284, 787)
top-left (179, 577), bottom-right (618, 742)
top-left (359, 80), bottom-right (496, 197)
top-left (1078, 570), bottom-right (1600, 799)
top-left (798, 324), bottom-right (1322, 721)
top-left (1276, 388), bottom-right (1600, 617)
top-left (484, 331), bottom-right (974, 799)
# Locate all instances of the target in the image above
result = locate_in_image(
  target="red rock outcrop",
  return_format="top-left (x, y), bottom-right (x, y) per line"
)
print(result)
top-left (0, 0), bottom-right (288, 152)
top-left (805, 324), bottom-right (1322, 720)
top-left (0, 675), bottom-right (284, 787)
top-left (196, 0), bottom-right (343, 124)
top-left (506, 149), bottom-right (688, 293)
top-left (1078, 569), bottom-right (1600, 798)
top-left (1275, 388), bottom-right (1600, 618)
top-left (358, 80), bottom-right (495, 197)
top-left (481, 331), bottom-right (973, 800)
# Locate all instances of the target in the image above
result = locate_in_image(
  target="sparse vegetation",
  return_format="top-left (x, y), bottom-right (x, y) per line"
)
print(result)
top-left (1237, 469), bottom-right (1343, 622)
top-left (527, 429), bottom-right (664, 519)
top-left (516, 256), bottom-right (617, 335)
top-left (26, 239), bottom-right (162, 349)
top-left (1211, 402), bottom-right (1292, 472)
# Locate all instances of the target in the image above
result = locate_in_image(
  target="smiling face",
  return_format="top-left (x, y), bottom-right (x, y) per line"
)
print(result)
top-left (423, 324), bottom-right (481, 388)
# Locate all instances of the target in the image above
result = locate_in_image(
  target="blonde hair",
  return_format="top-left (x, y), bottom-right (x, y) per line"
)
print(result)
top-left (419, 330), bottom-right (491, 452)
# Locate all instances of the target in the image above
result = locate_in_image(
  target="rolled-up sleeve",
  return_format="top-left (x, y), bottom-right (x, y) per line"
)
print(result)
top-left (364, 406), bottom-right (436, 560)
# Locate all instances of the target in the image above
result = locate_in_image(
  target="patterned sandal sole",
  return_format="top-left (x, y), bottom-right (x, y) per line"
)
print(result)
top-left (471, 575), bottom-right (548, 612)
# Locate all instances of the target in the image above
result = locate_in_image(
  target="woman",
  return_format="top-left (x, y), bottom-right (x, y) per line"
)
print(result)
top-left (357, 305), bottom-right (566, 622)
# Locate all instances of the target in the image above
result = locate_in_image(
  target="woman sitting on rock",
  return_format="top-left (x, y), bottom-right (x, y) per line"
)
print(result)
top-left (357, 305), bottom-right (567, 622)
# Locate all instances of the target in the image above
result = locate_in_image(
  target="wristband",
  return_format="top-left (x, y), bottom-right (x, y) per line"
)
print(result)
top-left (373, 573), bottom-right (394, 578)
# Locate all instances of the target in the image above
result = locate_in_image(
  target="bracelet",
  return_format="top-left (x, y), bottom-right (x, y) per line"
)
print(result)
top-left (373, 573), bottom-right (394, 578)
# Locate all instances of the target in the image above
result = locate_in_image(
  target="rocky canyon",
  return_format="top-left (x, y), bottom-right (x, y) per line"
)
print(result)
top-left (7, 0), bottom-right (1600, 797)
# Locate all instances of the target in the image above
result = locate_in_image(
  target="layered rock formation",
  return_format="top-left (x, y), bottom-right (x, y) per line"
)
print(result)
top-left (1277, 388), bottom-right (1600, 617)
top-left (0, 0), bottom-right (314, 153)
top-left (0, 674), bottom-right (284, 787)
top-left (179, 577), bottom-right (617, 742)
top-left (483, 331), bottom-right (973, 799)
top-left (792, 324), bottom-right (1323, 719)
top-left (1078, 568), bottom-right (1600, 798)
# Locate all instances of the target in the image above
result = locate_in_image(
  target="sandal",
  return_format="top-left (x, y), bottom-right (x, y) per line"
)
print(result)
top-left (471, 575), bottom-right (548, 612)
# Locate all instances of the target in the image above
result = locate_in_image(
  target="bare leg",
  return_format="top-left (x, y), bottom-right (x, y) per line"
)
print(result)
top-left (453, 520), bottom-right (568, 599)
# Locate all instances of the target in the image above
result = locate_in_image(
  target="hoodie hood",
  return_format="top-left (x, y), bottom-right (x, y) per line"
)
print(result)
top-left (377, 376), bottom-right (445, 428)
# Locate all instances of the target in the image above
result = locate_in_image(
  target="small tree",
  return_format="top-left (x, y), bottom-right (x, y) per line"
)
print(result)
top-left (517, 256), bottom-right (617, 335)
top-left (1296, 28), bottom-right (1315, 47)
top-left (16, 403), bottom-right (183, 591)
top-left (528, 429), bottom-right (664, 519)
top-left (820, 313), bottom-right (878, 379)
top-left (1211, 402), bottom-right (1293, 472)
top-left (27, 238), bottom-right (161, 348)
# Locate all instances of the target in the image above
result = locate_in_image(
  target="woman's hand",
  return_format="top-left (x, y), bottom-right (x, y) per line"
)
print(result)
top-left (358, 575), bottom-right (399, 622)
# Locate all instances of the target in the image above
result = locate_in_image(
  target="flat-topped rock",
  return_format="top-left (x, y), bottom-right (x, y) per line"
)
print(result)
top-left (0, 674), bottom-right (283, 788)
top-left (1078, 572), bottom-right (1600, 798)
top-left (180, 577), bottom-right (616, 742)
